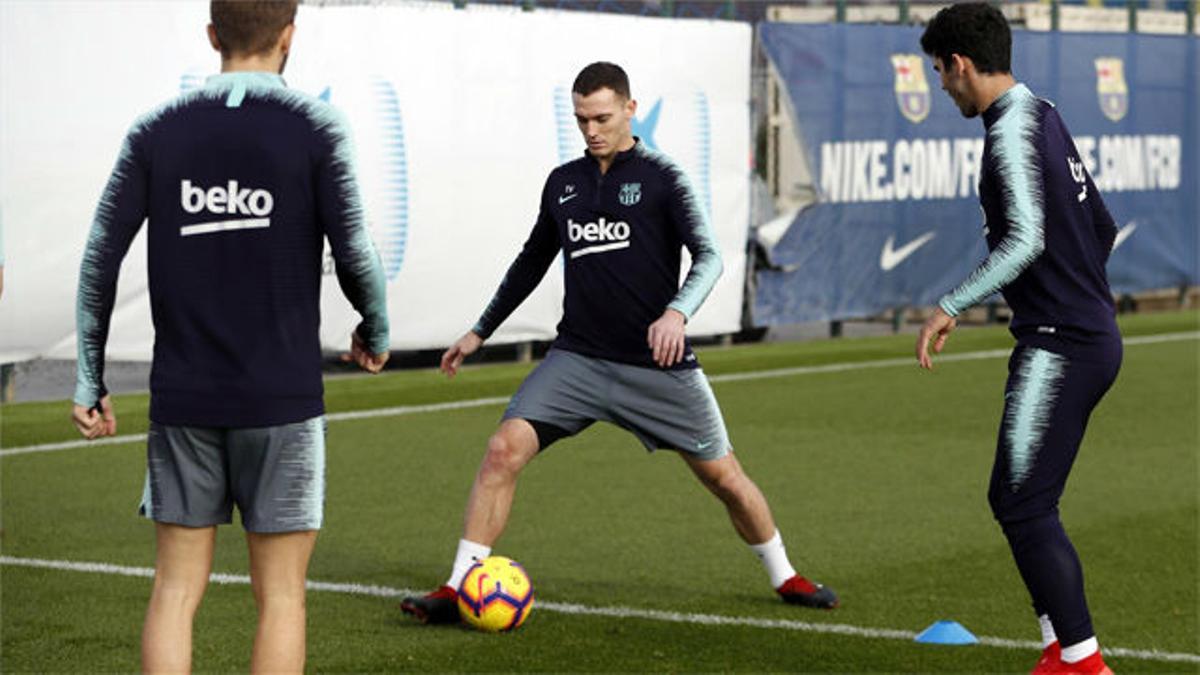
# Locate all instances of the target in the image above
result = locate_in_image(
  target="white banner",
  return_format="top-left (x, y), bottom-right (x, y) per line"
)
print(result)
top-left (0, 1), bottom-right (751, 363)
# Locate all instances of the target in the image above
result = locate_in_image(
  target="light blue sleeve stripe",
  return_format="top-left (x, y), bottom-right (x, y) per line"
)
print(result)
top-left (312, 103), bottom-right (390, 354)
top-left (939, 98), bottom-right (1045, 317)
top-left (662, 160), bottom-right (723, 321)
top-left (74, 129), bottom-right (148, 407)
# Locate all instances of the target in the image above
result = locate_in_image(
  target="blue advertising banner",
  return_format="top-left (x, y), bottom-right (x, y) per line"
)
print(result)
top-left (755, 23), bottom-right (1198, 325)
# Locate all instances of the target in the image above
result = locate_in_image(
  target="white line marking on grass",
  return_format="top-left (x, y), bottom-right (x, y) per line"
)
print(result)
top-left (2, 555), bottom-right (1197, 665)
top-left (4, 332), bottom-right (1196, 458)
top-left (0, 397), bottom-right (511, 457)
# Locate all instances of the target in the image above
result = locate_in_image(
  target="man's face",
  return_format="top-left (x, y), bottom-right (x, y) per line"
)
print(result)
top-left (573, 87), bottom-right (636, 161)
top-left (933, 55), bottom-right (978, 118)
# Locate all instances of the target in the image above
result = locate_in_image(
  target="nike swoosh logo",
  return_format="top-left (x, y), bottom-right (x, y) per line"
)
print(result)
top-left (880, 231), bottom-right (936, 271)
top-left (558, 193), bottom-right (578, 205)
top-left (1112, 221), bottom-right (1137, 251)
top-left (697, 441), bottom-right (712, 450)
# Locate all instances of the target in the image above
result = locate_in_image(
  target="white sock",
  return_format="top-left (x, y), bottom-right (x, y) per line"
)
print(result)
top-left (1061, 637), bottom-right (1099, 663)
top-left (445, 539), bottom-right (491, 590)
top-left (749, 530), bottom-right (797, 589)
top-left (1038, 614), bottom-right (1058, 648)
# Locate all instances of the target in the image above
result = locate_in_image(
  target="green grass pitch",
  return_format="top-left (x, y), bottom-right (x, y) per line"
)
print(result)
top-left (2, 310), bottom-right (1196, 672)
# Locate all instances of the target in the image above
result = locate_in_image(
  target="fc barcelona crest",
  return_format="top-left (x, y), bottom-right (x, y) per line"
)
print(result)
top-left (890, 54), bottom-right (930, 124)
top-left (1094, 57), bottom-right (1128, 122)
top-left (619, 182), bottom-right (642, 206)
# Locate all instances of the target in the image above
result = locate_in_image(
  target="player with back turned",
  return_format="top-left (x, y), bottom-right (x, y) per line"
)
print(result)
top-left (916, 4), bottom-right (1121, 674)
top-left (70, 2), bottom-right (390, 671)
top-left (401, 62), bottom-right (838, 624)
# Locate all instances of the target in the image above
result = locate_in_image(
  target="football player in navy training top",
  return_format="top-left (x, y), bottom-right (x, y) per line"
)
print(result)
top-left (916, 4), bottom-right (1120, 674)
top-left (401, 62), bottom-right (838, 624)
top-left (71, 2), bottom-right (390, 671)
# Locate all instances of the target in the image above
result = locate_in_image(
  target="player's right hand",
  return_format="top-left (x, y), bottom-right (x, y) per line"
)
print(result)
top-left (350, 331), bottom-right (389, 374)
top-left (441, 331), bottom-right (483, 378)
top-left (71, 395), bottom-right (116, 439)
top-left (915, 307), bottom-right (957, 370)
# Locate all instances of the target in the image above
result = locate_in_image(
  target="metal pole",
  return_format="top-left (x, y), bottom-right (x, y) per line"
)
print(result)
top-left (1127, 0), bottom-right (1137, 33)
top-left (1051, 0), bottom-right (1060, 32)
top-left (836, 0), bottom-right (846, 23)
top-left (899, 0), bottom-right (910, 24)
top-left (1188, 0), bottom-right (1196, 35)
top-left (517, 342), bottom-right (533, 364)
top-left (0, 363), bottom-right (14, 403)
top-left (521, 0), bottom-right (535, 12)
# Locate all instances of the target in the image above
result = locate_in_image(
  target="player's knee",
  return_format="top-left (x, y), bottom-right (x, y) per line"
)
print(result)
top-left (151, 576), bottom-right (208, 611)
top-left (252, 581), bottom-right (307, 612)
top-left (989, 489), bottom-right (1057, 529)
top-left (705, 467), bottom-right (749, 504)
top-left (481, 432), bottom-right (529, 477)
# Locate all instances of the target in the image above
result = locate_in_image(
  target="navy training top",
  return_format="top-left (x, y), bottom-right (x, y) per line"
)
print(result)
top-left (472, 140), bottom-right (722, 370)
top-left (74, 72), bottom-right (389, 427)
top-left (939, 83), bottom-right (1120, 359)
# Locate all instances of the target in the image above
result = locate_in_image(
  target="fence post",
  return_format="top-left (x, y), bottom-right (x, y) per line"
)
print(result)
top-left (1, 363), bottom-right (13, 403)
top-left (516, 342), bottom-right (533, 364)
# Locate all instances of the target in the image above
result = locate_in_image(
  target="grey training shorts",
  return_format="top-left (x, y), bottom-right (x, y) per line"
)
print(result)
top-left (504, 348), bottom-right (731, 460)
top-left (139, 415), bottom-right (326, 533)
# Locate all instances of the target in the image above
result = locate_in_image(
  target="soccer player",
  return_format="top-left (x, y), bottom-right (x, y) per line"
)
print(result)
top-left (401, 62), bottom-right (837, 624)
top-left (70, 2), bottom-right (390, 671)
top-left (916, 5), bottom-right (1120, 674)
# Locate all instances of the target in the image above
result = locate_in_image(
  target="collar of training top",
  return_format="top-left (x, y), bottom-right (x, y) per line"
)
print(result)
top-left (584, 136), bottom-right (646, 168)
top-left (204, 72), bottom-right (287, 108)
top-left (205, 72), bottom-right (287, 90)
top-left (982, 82), bottom-right (1031, 130)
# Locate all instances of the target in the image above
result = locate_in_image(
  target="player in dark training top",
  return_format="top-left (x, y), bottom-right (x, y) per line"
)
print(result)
top-left (70, 2), bottom-right (389, 671)
top-left (401, 62), bottom-right (838, 624)
top-left (916, 5), bottom-right (1120, 674)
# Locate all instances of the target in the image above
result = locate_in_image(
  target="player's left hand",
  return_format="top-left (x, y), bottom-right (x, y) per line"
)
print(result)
top-left (71, 395), bottom-right (116, 439)
top-left (350, 330), bottom-right (389, 374)
top-left (916, 307), bottom-right (957, 370)
top-left (647, 308), bottom-right (687, 368)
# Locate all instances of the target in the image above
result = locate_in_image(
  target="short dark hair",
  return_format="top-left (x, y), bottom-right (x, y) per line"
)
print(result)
top-left (572, 62), bottom-right (631, 100)
top-left (210, 0), bottom-right (298, 58)
top-left (920, 2), bottom-right (1011, 75)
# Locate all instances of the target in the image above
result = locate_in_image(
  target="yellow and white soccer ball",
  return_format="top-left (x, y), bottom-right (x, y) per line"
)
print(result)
top-left (456, 556), bottom-right (535, 632)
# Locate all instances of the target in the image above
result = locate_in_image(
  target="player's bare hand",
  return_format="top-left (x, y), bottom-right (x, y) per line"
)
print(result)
top-left (350, 331), bottom-right (389, 374)
top-left (441, 331), bottom-right (483, 378)
top-left (71, 395), bottom-right (116, 439)
top-left (647, 308), bottom-right (687, 368)
top-left (916, 307), bottom-right (957, 370)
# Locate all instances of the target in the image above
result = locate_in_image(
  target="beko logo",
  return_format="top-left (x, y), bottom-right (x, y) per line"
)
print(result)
top-left (179, 180), bottom-right (274, 237)
top-left (567, 217), bottom-right (630, 259)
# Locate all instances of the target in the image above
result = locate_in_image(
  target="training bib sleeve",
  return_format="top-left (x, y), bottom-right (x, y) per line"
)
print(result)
top-left (74, 126), bottom-right (150, 407)
top-left (939, 104), bottom-right (1046, 318)
top-left (663, 165), bottom-right (722, 321)
top-left (317, 111), bottom-right (390, 355)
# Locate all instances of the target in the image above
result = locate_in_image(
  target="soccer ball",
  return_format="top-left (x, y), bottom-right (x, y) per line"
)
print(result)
top-left (456, 556), bottom-right (535, 632)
